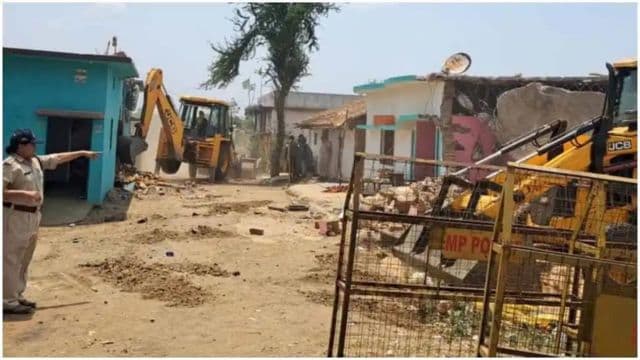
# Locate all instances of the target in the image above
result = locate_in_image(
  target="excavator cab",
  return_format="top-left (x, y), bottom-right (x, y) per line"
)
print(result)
top-left (594, 58), bottom-right (637, 178)
top-left (117, 68), bottom-right (235, 181)
top-left (175, 96), bottom-right (234, 181)
top-left (151, 95), bottom-right (234, 180)
top-left (179, 97), bottom-right (231, 139)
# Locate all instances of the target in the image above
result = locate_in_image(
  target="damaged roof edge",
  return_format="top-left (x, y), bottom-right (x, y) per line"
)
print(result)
top-left (354, 72), bottom-right (607, 94)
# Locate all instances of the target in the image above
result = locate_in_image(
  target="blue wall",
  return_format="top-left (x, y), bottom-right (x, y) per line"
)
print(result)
top-left (3, 53), bottom-right (132, 204)
top-left (100, 66), bottom-right (124, 203)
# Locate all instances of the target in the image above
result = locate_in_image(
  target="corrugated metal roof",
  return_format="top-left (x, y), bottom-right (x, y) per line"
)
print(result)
top-left (297, 99), bottom-right (366, 129)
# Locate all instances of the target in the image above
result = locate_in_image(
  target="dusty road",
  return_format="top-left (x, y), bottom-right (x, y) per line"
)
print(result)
top-left (3, 181), bottom-right (344, 356)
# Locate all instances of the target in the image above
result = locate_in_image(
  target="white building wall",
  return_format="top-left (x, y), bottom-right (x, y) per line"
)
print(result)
top-left (307, 129), bottom-right (321, 169)
top-left (303, 126), bottom-right (355, 181)
top-left (328, 130), bottom-right (341, 179)
top-left (257, 91), bottom-right (360, 110)
top-left (365, 129), bottom-right (381, 154)
top-left (362, 80), bottom-right (445, 173)
top-left (267, 108), bottom-right (325, 138)
top-left (341, 129), bottom-right (355, 180)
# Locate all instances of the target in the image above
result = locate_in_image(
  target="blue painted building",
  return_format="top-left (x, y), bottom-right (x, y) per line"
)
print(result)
top-left (3, 47), bottom-right (139, 204)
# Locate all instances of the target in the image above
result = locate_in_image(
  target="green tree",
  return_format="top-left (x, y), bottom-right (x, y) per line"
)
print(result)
top-left (202, 3), bottom-right (339, 176)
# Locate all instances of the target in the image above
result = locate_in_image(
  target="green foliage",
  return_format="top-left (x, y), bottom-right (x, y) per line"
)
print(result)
top-left (202, 3), bottom-right (339, 176)
top-left (202, 3), bottom-right (339, 91)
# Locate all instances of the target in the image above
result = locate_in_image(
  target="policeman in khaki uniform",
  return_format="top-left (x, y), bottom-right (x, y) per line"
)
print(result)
top-left (3, 129), bottom-right (99, 314)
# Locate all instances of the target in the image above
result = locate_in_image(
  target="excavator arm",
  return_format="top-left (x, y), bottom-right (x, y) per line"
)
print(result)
top-left (136, 68), bottom-right (185, 162)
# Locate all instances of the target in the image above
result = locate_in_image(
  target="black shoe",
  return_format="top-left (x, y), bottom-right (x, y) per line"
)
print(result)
top-left (3, 303), bottom-right (35, 315)
top-left (18, 299), bottom-right (36, 308)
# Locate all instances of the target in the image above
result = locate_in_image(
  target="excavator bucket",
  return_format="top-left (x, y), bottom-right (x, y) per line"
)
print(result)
top-left (116, 135), bottom-right (149, 165)
top-left (157, 158), bottom-right (181, 174)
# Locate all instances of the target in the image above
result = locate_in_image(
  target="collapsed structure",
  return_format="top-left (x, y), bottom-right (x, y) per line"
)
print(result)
top-left (327, 59), bottom-right (637, 357)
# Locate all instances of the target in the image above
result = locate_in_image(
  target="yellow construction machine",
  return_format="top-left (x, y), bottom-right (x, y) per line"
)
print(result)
top-left (423, 58), bottom-right (637, 253)
top-left (118, 68), bottom-right (235, 181)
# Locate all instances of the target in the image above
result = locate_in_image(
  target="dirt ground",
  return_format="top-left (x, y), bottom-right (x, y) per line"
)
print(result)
top-left (3, 180), bottom-right (346, 357)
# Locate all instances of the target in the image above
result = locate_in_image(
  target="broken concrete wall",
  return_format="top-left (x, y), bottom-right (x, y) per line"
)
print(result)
top-left (450, 115), bottom-right (499, 181)
top-left (496, 82), bottom-right (605, 160)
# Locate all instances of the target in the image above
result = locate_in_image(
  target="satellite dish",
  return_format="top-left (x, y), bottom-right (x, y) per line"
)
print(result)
top-left (442, 52), bottom-right (472, 75)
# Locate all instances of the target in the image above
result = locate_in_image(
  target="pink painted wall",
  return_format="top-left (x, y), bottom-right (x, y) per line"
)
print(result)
top-left (450, 115), bottom-right (500, 181)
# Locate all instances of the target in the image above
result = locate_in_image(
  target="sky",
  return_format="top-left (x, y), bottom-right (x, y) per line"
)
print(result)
top-left (3, 2), bottom-right (638, 111)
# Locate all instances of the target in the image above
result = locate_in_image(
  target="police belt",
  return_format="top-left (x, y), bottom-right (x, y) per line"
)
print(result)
top-left (3, 202), bottom-right (39, 213)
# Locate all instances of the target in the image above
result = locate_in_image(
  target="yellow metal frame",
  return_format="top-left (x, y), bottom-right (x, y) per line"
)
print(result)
top-left (478, 163), bottom-right (637, 357)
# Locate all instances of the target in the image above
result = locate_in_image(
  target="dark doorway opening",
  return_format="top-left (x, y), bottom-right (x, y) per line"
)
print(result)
top-left (45, 117), bottom-right (92, 199)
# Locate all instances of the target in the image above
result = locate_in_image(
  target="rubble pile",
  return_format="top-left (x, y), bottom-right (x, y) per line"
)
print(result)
top-left (359, 177), bottom-right (462, 216)
top-left (353, 176), bottom-right (467, 251)
top-left (116, 164), bottom-right (195, 199)
top-left (323, 184), bottom-right (349, 193)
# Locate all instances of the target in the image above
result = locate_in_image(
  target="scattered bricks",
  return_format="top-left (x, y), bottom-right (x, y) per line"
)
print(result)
top-left (249, 228), bottom-right (264, 235)
top-left (317, 220), bottom-right (340, 236)
top-left (323, 184), bottom-right (348, 193)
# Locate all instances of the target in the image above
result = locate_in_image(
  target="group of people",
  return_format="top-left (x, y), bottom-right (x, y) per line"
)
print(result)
top-left (285, 134), bottom-right (314, 182)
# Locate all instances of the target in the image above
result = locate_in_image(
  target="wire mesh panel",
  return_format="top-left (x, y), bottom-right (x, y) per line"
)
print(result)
top-left (343, 292), bottom-right (482, 357)
top-left (479, 247), bottom-right (637, 357)
top-left (477, 163), bottom-right (637, 357)
top-left (329, 153), bottom-right (507, 357)
top-left (329, 155), bottom-right (636, 357)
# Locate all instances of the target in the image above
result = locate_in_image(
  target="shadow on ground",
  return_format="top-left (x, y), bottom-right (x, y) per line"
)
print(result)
top-left (77, 188), bottom-right (134, 226)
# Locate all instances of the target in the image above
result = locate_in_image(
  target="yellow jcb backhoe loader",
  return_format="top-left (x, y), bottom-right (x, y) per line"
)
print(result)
top-left (117, 68), bottom-right (235, 181)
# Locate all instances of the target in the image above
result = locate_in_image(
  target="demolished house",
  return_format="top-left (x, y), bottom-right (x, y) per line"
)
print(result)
top-left (354, 73), bottom-right (608, 182)
top-left (337, 71), bottom-right (611, 315)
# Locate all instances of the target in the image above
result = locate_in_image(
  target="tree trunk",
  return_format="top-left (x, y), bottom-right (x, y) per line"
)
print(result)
top-left (270, 90), bottom-right (288, 177)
